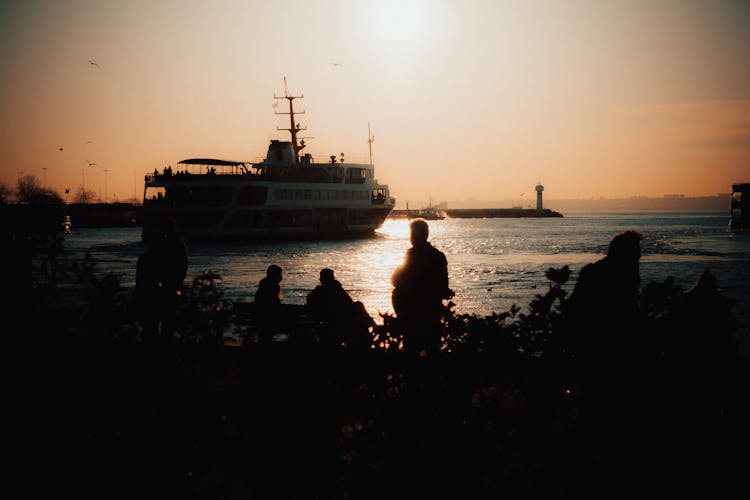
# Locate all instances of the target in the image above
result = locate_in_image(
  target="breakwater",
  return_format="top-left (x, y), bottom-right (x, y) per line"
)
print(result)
top-left (389, 208), bottom-right (563, 218)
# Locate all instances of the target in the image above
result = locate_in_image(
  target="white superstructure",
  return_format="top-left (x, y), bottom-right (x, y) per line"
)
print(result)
top-left (141, 81), bottom-right (395, 241)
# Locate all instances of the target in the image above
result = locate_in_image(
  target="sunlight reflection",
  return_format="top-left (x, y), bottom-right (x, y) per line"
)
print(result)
top-left (351, 220), bottom-right (411, 322)
top-left (376, 218), bottom-right (410, 240)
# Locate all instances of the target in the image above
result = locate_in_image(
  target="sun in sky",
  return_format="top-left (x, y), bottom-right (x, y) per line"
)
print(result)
top-left (373, 0), bottom-right (429, 45)
top-left (0, 0), bottom-right (748, 205)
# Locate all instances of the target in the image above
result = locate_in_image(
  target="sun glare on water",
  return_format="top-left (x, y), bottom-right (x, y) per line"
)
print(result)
top-left (377, 218), bottom-right (411, 240)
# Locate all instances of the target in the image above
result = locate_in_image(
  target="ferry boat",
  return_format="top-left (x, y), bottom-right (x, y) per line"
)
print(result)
top-left (407, 200), bottom-right (446, 220)
top-left (729, 182), bottom-right (749, 232)
top-left (141, 81), bottom-right (395, 241)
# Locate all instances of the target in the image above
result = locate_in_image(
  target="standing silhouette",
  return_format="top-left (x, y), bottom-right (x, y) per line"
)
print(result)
top-left (564, 230), bottom-right (646, 487)
top-left (135, 217), bottom-right (188, 339)
top-left (254, 265), bottom-right (283, 332)
top-left (391, 218), bottom-right (453, 354)
top-left (566, 230), bottom-right (643, 364)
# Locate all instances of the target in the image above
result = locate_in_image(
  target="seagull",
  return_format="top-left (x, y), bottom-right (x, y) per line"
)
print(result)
top-left (88, 59), bottom-right (100, 68)
top-left (59, 147), bottom-right (64, 152)
top-left (331, 62), bottom-right (343, 68)
top-left (85, 140), bottom-right (93, 144)
top-left (85, 160), bottom-right (97, 167)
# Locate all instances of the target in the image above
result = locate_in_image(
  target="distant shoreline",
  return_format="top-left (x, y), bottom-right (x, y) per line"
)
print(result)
top-left (400, 194), bottom-right (730, 213)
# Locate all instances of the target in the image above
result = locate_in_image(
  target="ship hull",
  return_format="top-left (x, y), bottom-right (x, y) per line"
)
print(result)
top-left (141, 176), bottom-right (394, 242)
top-left (141, 206), bottom-right (393, 241)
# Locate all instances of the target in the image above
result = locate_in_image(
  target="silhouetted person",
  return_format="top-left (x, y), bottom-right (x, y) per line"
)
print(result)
top-left (307, 268), bottom-right (373, 349)
top-left (391, 218), bottom-right (453, 354)
top-left (675, 268), bottom-right (735, 365)
top-left (135, 217), bottom-right (188, 339)
top-left (564, 230), bottom-right (646, 486)
top-left (307, 268), bottom-right (355, 320)
top-left (566, 230), bottom-right (643, 365)
top-left (671, 269), bottom-right (745, 491)
top-left (254, 264), bottom-right (283, 331)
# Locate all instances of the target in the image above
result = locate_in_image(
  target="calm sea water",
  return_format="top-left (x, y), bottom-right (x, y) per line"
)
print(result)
top-left (62, 211), bottom-right (750, 338)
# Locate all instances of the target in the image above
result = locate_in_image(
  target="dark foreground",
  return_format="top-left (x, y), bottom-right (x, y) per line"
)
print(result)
top-left (24, 322), bottom-right (749, 499)
top-left (9, 231), bottom-right (750, 498)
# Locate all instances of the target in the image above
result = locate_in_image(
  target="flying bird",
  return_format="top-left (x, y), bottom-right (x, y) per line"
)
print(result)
top-left (88, 59), bottom-right (100, 68)
top-left (59, 147), bottom-right (64, 152)
top-left (86, 160), bottom-right (97, 167)
top-left (85, 140), bottom-right (93, 144)
top-left (331, 62), bottom-right (343, 68)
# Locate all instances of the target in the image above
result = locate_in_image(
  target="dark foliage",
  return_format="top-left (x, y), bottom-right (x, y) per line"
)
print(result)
top-left (23, 245), bottom-right (750, 498)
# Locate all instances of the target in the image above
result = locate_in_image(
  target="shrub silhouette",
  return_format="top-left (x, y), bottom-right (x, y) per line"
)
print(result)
top-left (24, 241), bottom-right (749, 498)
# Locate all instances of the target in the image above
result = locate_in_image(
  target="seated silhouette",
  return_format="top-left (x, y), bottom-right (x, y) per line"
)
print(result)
top-left (307, 268), bottom-right (373, 348)
top-left (675, 268), bottom-right (735, 365)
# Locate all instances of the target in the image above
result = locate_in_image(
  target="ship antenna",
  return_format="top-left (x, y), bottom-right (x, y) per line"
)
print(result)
top-left (274, 76), bottom-right (306, 164)
top-left (368, 121), bottom-right (375, 165)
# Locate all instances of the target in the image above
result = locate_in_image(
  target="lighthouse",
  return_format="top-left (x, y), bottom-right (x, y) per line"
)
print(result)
top-left (535, 183), bottom-right (544, 211)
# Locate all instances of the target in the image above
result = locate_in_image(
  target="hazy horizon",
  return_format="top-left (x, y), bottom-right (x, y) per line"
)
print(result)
top-left (1, 0), bottom-right (749, 203)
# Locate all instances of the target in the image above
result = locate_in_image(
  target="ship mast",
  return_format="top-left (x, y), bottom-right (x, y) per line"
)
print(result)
top-left (368, 121), bottom-right (375, 165)
top-left (274, 77), bottom-right (306, 164)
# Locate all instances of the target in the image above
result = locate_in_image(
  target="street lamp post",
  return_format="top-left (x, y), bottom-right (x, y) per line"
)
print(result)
top-left (82, 169), bottom-right (87, 203)
top-left (103, 169), bottom-right (109, 203)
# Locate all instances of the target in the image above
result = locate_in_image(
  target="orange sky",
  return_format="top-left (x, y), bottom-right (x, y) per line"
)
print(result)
top-left (1, 0), bottom-right (748, 207)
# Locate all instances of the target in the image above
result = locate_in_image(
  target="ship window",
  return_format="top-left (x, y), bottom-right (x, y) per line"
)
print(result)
top-left (171, 186), bottom-right (233, 206)
top-left (345, 168), bottom-right (367, 184)
top-left (144, 186), bottom-right (166, 203)
top-left (274, 189), bottom-right (295, 201)
top-left (372, 188), bottom-right (386, 204)
top-left (237, 186), bottom-right (268, 205)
